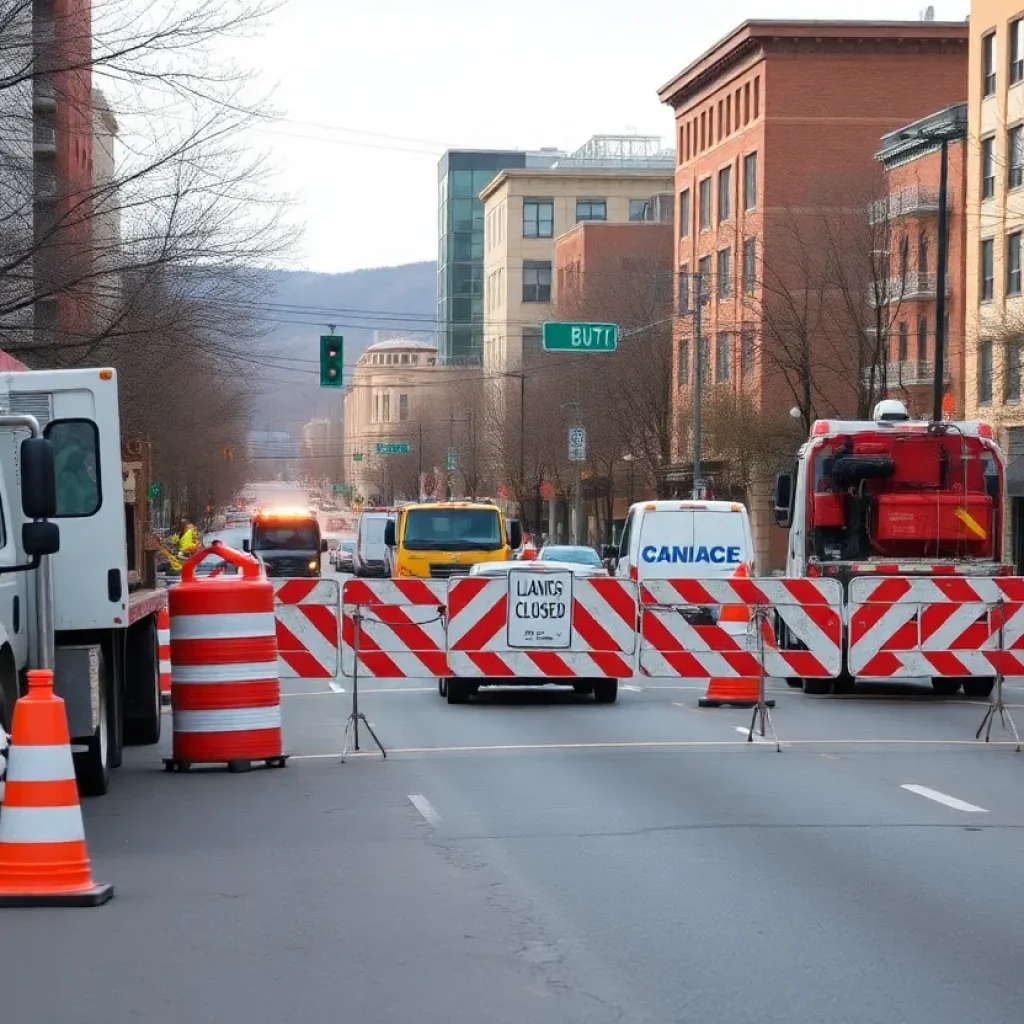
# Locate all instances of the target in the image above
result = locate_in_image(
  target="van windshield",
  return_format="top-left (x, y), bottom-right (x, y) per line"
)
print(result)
top-left (253, 521), bottom-right (319, 551)
top-left (403, 509), bottom-right (503, 551)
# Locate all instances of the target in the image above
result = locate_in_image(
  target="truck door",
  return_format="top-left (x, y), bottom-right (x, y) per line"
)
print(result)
top-left (0, 473), bottom-right (28, 671)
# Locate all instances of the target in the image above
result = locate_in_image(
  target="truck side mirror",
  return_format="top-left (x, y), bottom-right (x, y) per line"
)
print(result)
top-left (508, 519), bottom-right (523, 551)
top-left (601, 544), bottom-right (617, 560)
top-left (772, 471), bottom-right (793, 529)
top-left (23, 520), bottom-right (60, 557)
top-left (384, 520), bottom-right (396, 547)
top-left (242, 539), bottom-right (251, 553)
top-left (320, 538), bottom-right (328, 553)
top-left (20, 437), bottom-right (56, 520)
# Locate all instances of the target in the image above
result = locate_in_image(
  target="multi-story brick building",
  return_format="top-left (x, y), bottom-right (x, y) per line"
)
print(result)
top-left (659, 18), bottom-right (970, 568)
top-left (965, 1), bottom-right (1024, 566)
top-left (870, 103), bottom-right (968, 421)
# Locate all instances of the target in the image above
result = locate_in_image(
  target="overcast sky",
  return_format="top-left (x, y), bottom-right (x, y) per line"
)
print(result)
top-left (233, 0), bottom-right (970, 274)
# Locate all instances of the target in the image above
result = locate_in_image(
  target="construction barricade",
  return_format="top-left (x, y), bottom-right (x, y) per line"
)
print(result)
top-left (273, 579), bottom-right (341, 679)
top-left (157, 606), bottom-right (171, 705)
top-left (165, 543), bottom-right (286, 773)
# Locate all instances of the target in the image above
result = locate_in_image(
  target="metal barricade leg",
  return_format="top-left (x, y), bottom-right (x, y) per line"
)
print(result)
top-left (975, 600), bottom-right (1020, 752)
top-left (746, 604), bottom-right (780, 752)
top-left (341, 609), bottom-right (387, 763)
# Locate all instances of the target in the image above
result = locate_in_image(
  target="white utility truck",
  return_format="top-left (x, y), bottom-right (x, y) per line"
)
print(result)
top-left (0, 367), bottom-right (165, 796)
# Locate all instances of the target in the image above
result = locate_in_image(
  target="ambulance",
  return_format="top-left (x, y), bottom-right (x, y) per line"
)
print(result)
top-left (610, 500), bottom-right (755, 582)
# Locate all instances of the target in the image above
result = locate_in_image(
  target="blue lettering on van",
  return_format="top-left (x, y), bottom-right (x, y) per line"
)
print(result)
top-left (640, 545), bottom-right (743, 564)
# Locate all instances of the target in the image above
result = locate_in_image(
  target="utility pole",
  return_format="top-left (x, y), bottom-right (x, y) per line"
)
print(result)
top-left (692, 271), bottom-right (704, 500)
top-left (519, 373), bottom-right (525, 521)
top-left (933, 136), bottom-right (949, 423)
top-left (418, 422), bottom-right (423, 499)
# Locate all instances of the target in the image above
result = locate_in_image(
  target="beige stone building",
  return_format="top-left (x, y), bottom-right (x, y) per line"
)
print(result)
top-left (966, 2), bottom-right (1024, 566)
top-left (342, 337), bottom-right (456, 503)
top-left (479, 138), bottom-right (674, 376)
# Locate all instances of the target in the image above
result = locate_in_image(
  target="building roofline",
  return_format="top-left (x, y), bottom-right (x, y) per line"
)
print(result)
top-left (875, 101), bottom-right (968, 164)
top-left (657, 19), bottom-right (970, 108)
top-left (479, 167), bottom-right (675, 202)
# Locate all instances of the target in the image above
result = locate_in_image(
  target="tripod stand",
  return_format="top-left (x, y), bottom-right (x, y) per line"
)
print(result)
top-left (975, 599), bottom-right (1020, 752)
top-left (341, 609), bottom-right (386, 762)
top-left (746, 603), bottom-right (781, 752)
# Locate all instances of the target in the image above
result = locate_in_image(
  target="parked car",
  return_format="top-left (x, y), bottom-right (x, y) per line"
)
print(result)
top-left (333, 539), bottom-right (355, 573)
top-left (535, 544), bottom-right (605, 570)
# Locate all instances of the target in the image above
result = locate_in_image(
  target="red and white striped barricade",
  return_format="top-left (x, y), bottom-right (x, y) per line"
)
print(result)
top-left (341, 579), bottom-right (448, 678)
top-left (638, 577), bottom-right (843, 679)
top-left (158, 606), bottom-right (171, 704)
top-left (446, 572), bottom-right (638, 678)
top-left (273, 579), bottom-right (341, 679)
top-left (165, 544), bottom-right (286, 772)
top-left (848, 575), bottom-right (1024, 677)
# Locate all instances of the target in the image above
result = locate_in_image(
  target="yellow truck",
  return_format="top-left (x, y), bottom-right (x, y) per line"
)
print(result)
top-left (384, 501), bottom-right (522, 579)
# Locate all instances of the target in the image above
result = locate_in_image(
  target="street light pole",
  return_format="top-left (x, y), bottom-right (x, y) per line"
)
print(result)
top-left (933, 136), bottom-right (949, 423)
top-left (692, 271), bottom-right (704, 499)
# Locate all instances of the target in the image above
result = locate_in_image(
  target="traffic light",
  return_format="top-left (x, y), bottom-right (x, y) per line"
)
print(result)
top-left (320, 335), bottom-right (343, 387)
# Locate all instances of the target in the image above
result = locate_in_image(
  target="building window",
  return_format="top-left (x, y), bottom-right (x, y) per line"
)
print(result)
top-left (1010, 126), bottom-right (1024, 189)
top-left (523, 198), bottom-right (553, 238)
top-left (897, 322), bottom-right (908, 363)
top-left (983, 32), bottom-right (997, 97)
top-left (679, 266), bottom-right (690, 313)
top-left (898, 235), bottom-right (909, 282)
top-left (725, 97), bottom-right (731, 135)
top-left (700, 111), bottom-right (706, 150)
top-left (716, 247), bottom-right (731, 298)
top-left (1009, 231), bottom-right (1023, 296)
top-left (743, 83), bottom-right (750, 123)
top-left (678, 339), bottom-right (690, 386)
top-left (982, 137), bottom-right (995, 199)
top-left (1013, 19), bottom-right (1024, 85)
top-left (576, 199), bottom-right (606, 222)
top-left (522, 260), bottom-right (552, 302)
top-left (743, 152), bottom-right (757, 211)
top-left (679, 188), bottom-right (691, 238)
top-left (740, 324), bottom-right (754, 377)
top-left (382, 393), bottom-right (391, 421)
top-left (697, 254), bottom-right (711, 300)
top-left (715, 331), bottom-right (731, 382)
top-left (917, 316), bottom-right (928, 371)
top-left (981, 238), bottom-right (995, 301)
top-left (978, 341), bottom-right (994, 404)
top-left (629, 199), bottom-right (647, 221)
top-left (742, 237), bottom-right (756, 294)
top-left (399, 394), bottom-right (409, 421)
top-left (698, 177), bottom-right (711, 231)
top-left (1008, 344), bottom-right (1022, 402)
top-left (918, 232), bottom-right (929, 276)
top-left (717, 165), bottom-right (731, 223)
top-left (753, 76), bottom-right (760, 118)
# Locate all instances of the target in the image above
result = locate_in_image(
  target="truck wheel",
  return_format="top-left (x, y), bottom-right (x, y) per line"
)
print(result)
top-left (593, 679), bottom-right (618, 704)
top-left (438, 677), bottom-right (447, 697)
top-left (124, 617), bottom-right (162, 746)
top-left (962, 678), bottom-right (995, 699)
top-left (931, 678), bottom-right (962, 697)
top-left (803, 677), bottom-right (833, 696)
top-left (573, 682), bottom-right (594, 695)
top-left (74, 653), bottom-right (112, 797)
top-left (785, 678), bottom-right (803, 689)
top-left (447, 678), bottom-right (469, 704)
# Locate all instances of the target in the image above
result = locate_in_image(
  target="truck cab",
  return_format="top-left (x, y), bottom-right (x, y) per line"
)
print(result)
top-left (247, 507), bottom-right (325, 577)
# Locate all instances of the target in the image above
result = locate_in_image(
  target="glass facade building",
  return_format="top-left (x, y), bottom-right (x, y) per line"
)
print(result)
top-left (437, 151), bottom-right (527, 366)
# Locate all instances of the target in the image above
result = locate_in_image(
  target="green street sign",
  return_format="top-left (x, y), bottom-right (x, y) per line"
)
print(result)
top-left (543, 321), bottom-right (618, 352)
top-left (376, 442), bottom-right (412, 455)
top-left (446, 446), bottom-right (457, 472)
top-left (332, 483), bottom-right (352, 493)
top-left (352, 453), bottom-right (363, 462)
top-left (148, 482), bottom-right (162, 499)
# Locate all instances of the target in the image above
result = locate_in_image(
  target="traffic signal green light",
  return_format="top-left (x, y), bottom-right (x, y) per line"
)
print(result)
top-left (319, 335), bottom-right (343, 387)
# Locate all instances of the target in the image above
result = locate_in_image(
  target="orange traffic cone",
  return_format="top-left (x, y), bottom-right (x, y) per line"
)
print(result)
top-left (0, 670), bottom-right (113, 906)
top-left (698, 564), bottom-right (775, 709)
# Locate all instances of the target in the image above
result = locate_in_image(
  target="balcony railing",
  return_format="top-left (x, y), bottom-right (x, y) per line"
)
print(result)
top-left (861, 359), bottom-right (952, 387)
top-left (867, 270), bottom-right (953, 306)
top-left (868, 187), bottom-right (949, 225)
top-left (32, 79), bottom-right (56, 112)
top-left (33, 126), bottom-right (56, 156)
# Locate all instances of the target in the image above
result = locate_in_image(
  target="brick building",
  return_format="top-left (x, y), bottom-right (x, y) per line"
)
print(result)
top-left (871, 103), bottom-right (968, 420)
top-left (658, 18), bottom-right (970, 568)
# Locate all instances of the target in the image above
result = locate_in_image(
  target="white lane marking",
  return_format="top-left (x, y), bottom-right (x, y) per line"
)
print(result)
top-left (621, 683), bottom-right (643, 692)
top-left (900, 784), bottom-right (989, 813)
top-left (329, 680), bottom-right (346, 693)
top-left (734, 726), bottom-right (772, 744)
top-left (407, 794), bottom-right (440, 827)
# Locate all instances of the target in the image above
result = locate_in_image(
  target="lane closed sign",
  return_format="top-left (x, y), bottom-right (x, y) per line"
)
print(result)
top-left (507, 569), bottom-right (573, 649)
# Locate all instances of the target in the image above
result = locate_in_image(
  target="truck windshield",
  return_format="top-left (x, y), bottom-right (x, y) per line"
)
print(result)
top-left (403, 509), bottom-right (503, 551)
top-left (253, 521), bottom-right (319, 551)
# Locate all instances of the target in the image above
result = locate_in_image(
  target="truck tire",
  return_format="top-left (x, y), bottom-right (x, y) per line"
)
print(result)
top-left (593, 679), bottom-right (618, 704)
top-left (447, 677), bottom-right (470, 704)
top-left (803, 677), bottom-right (833, 696)
top-left (438, 677), bottom-right (447, 697)
top-left (931, 678), bottom-right (962, 697)
top-left (74, 652), bottom-right (112, 797)
top-left (124, 617), bottom-right (162, 746)
top-left (962, 678), bottom-right (995, 699)
top-left (573, 682), bottom-right (594, 695)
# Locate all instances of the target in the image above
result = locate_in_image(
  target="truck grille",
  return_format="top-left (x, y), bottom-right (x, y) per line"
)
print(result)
top-left (429, 564), bottom-right (471, 579)
top-left (266, 557), bottom-right (314, 577)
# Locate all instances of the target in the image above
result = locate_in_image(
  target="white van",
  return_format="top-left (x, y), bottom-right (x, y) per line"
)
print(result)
top-left (353, 511), bottom-right (393, 578)
top-left (612, 500), bottom-right (754, 582)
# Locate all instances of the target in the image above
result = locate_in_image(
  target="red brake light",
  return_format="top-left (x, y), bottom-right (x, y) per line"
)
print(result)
top-left (807, 564), bottom-right (822, 577)
top-left (978, 423), bottom-right (994, 439)
top-left (811, 421), bottom-right (831, 436)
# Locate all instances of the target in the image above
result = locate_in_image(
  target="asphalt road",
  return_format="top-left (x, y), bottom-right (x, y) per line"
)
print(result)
top-left (4, 574), bottom-right (1024, 1023)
